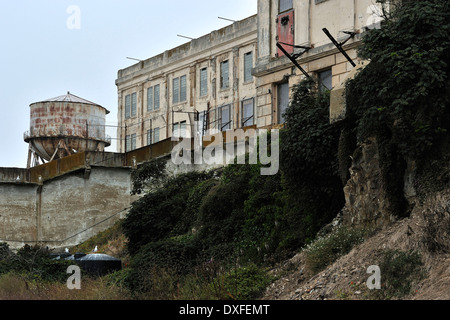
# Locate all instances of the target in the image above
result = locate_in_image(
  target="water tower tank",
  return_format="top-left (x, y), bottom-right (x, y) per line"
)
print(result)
top-left (24, 92), bottom-right (111, 163)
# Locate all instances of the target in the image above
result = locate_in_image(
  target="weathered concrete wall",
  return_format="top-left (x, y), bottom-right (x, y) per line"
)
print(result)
top-left (0, 183), bottom-right (38, 246)
top-left (0, 166), bottom-right (131, 250)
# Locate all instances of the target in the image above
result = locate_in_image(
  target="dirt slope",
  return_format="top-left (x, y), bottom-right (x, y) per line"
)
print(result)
top-left (263, 191), bottom-right (450, 300)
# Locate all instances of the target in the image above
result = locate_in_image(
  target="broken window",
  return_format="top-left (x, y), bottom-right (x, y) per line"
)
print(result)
top-left (221, 60), bottom-right (229, 89)
top-left (244, 52), bottom-right (253, 83)
top-left (200, 67), bottom-right (208, 97)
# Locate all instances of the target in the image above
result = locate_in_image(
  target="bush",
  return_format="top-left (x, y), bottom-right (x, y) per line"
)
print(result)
top-left (379, 249), bottom-right (425, 298)
top-left (303, 227), bottom-right (366, 274)
top-left (122, 170), bottom-right (215, 254)
top-left (214, 264), bottom-right (276, 300)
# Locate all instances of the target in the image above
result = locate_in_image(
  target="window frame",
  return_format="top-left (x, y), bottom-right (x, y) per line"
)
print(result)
top-left (318, 68), bottom-right (332, 93)
top-left (219, 104), bottom-right (232, 131)
top-left (279, 0), bottom-right (293, 14)
top-left (172, 76), bottom-right (187, 104)
top-left (243, 52), bottom-right (253, 83)
top-left (200, 67), bottom-right (208, 97)
top-left (241, 98), bottom-right (255, 127)
top-left (220, 60), bottom-right (230, 89)
top-left (147, 84), bottom-right (160, 112)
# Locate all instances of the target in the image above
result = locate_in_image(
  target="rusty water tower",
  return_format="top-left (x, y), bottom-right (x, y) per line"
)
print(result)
top-left (24, 92), bottom-right (111, 167)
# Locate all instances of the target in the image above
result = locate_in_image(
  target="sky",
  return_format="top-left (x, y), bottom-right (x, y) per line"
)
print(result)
top-left (0, 0), bottom-right (257, 168)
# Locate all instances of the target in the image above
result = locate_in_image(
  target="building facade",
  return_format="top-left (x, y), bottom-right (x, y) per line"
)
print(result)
top-left (115, 15), bottom-right (258, 153)
top-left (116, 1), bottom-right (386, 152)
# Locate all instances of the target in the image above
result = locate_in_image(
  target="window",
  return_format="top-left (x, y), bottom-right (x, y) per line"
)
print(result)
top-left (147, 130), bottom-right (152, 146)
top-left (147, 85), bottom-right (160, 112)
top-left (200, 67), bottom-right (208, 97)
top-left (180, 75), bottom-right (187, 102)
top-left (125, 95), bottom-right (131, 119)
top-left (173, 121), bottom-right (187, 138)
top-left (131, 133), bottom-right (137, 150)
top-left (197, 111), bottom-right (205, 136)
top-left (220, 60), bottom-right (229, 89)
top-left (131, 93), bottom-right (137, 117)
top-left (219, 105), bottom-right (232, 131)
top-left (125, 92), bottom-right (137, 119)
top-left (279, 0), bottom-right (293, 13)
top-left (154, 127), bottom-right (160, 143)
top-left (125, 133), bottom-right (137, 151)
top-left (242, 98), bottom-right (254, 127)
top-left (318, 69), bottom-right (332, 92)
top-left (147, 127), bottom-right (160, 145)
top-left (173, 75), bottom-right (187, 104)
top-left (125, 135), bottom-right (131, 152)
top-left (278, 82), bottom-right (290, 124)
top-left (244, 52), bottom-right (253, 83)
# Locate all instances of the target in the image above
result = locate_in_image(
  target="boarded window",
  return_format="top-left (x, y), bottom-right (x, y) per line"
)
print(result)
top-left (131, 93), bottom-right (137, 117)
top-left (244, 52), bottom-right (253, 82)
top-left (221, 60), bottom-right (229, 89)
top-left (200, 67), bottom-right (208, 97)
top-left (242, 98), bottom-right (254, 127)
top-left (277, 10), bottom-right (295, 57)
top-left (279, 0), bottom-right (293, 13)
top-left (125, 95), bottom-right (131, 119)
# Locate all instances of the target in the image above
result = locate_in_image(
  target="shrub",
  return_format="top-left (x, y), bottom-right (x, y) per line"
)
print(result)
top-left (214, 264), bottom-right (276, 300)
top-left (379, 249), bottom-right (426, 299)
top-left (303, 227), bottom-right (366, 274)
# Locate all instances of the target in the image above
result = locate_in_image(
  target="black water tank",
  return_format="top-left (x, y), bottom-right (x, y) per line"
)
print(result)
top-left (77, 253), bottom-right (122, 276)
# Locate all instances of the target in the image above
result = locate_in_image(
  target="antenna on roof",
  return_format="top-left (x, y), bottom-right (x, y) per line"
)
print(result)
top-left (126, 57), bottom-right (143, 62)
top-left (177, 34), bottom-right (194, 40)
top-left (218, 17), bottom-right (236, 22)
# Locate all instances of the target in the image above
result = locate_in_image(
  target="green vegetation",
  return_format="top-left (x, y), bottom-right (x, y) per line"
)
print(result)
top-left (344, 0), bottom-right (450, 215)
top-left (1, 0), bottom-right (447, 301)
top-left (378, 250), bottom-right (426, 299)
top-left (303, 227), bottom-right (366, 274)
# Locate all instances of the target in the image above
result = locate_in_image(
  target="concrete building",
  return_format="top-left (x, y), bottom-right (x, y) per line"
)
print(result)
top-left (0, 1), bottom-right (389, 250)
top-left (115, 15), bottom-right (258, 153)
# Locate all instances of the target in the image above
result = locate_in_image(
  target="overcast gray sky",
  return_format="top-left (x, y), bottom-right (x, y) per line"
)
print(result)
top-left (0, 0), bottom-right (257, 168)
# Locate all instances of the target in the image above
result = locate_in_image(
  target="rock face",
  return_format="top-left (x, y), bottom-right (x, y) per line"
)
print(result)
top-left (342, 137), bottom-right (396, 229)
